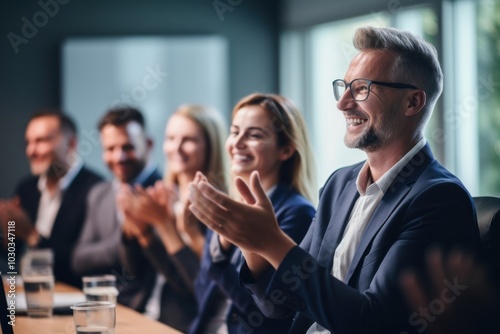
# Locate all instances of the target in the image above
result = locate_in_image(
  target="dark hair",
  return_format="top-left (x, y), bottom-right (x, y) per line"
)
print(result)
top-left (98, 106), bottom-right (145, 131)
top-left (30, 108), bottom-right (77, 136)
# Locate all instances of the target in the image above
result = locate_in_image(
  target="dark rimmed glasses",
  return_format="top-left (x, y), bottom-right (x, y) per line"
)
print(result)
top-left (332, 78), bottom-right (418, 102)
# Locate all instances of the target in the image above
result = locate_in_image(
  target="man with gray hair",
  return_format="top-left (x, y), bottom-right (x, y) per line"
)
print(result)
top-left (188, 26), bottom-right (480, 333)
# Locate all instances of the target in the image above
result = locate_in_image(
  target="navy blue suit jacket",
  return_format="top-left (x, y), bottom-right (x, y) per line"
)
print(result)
top-left (242, 144), bottom-right (480, 334)
top-left (13, 166), bottom-right (103, 287)
top-left (190, 184), bottom-right (316, 334)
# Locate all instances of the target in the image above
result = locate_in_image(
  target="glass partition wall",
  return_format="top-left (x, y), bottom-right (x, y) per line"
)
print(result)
top-left (281, 0), bottom-right (500, 196)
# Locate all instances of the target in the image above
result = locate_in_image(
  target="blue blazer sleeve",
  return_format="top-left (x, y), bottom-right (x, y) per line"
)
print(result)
top-left (206, 190), bottom-right (315, 310)
top-left (192, 185), bottom-right (315, 333)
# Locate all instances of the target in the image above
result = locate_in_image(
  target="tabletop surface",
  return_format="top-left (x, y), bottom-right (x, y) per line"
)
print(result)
top-left (7, 281), bottom-right (181, 334)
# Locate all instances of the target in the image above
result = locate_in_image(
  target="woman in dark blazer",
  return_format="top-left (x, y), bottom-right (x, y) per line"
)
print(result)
top-left (189, 93), bottom-right (317, 333)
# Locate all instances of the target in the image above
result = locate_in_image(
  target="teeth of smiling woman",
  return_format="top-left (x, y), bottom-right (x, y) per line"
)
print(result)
top-left (234, 154), bottom-right (251, 161)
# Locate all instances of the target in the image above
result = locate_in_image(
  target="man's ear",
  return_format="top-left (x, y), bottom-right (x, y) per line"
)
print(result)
top-left (68, 134), bottom-right (77, 151)
top-left (146, 137), bottom-right (154, 151)
top-left (279, 144), bottom-right (295, 161)
top-left (405, 90), bottom-right (426, 116)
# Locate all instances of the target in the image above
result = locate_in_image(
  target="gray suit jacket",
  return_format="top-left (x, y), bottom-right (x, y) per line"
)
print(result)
top-left (71, 168), bottom-right (161, 309)
top-left (71, 181), bottom-right (122, 275)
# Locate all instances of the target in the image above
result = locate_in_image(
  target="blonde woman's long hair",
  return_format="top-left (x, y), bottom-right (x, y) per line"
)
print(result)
top-left (164, 104), bottom-right (228, 192)
top-left (232, 93), bottom-right (317, 204)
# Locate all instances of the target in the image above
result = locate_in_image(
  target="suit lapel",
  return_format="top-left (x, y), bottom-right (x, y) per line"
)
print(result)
top-left (344, 145), bottom-right (433, 282)
top-left (344, 179), bottom-right (412, 282)
top-left (317, 174), bottom-right (359, 269)
top-left (106, 184), bottom-right (124, 231)
top-left (49, 168), bottom-right (83, 242)
top-left (268, 184), bottom-right (288, 210)
top-left (142, 169), bottom-right (161, 187)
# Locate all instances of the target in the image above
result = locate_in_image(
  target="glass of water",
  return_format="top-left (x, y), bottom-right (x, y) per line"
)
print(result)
top-left (71, 301), bottom-right (116, 334)
top-left (22, 265), bottom-right (54, 318)
top-left (82, 275), bottom-right (119, 304)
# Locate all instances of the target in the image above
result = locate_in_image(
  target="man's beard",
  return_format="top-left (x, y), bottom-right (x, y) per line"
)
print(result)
top-left (344, 126), bottom-right (383, 152)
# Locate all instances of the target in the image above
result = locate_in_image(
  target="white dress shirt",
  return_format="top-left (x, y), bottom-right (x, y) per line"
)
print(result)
top-left (307, 138), bottom-right (426, 334)
top-left (35, 161), bottom-right (82, 238)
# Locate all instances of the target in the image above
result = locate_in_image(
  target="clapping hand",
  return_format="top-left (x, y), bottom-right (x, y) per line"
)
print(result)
top-left (400, 248), bottom-right (500, 334)
top-left (117, 185), bottom-right (153, 243)
top-left (0, 196), bottom-right (35, 241)
top-left (117, 183), bottom-right (176, 228)
top-left (188, 171), bottom-right (296, 269)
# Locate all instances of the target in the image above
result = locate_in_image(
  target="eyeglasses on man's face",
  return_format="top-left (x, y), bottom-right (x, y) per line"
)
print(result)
top-left (332, 78), bottom-right (418, 102)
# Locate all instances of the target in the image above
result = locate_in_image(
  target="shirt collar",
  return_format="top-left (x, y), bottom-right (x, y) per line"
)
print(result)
top-left (356, 138), bottom-right (427, 195)
top-left (132, 161), bottom-right (156, 185)
top-left (113, 161), bottom-right (157, 187)
top-left (37, 159), bottom-right (83, 193)
top-left (266, 185), bottom-right (277, 198)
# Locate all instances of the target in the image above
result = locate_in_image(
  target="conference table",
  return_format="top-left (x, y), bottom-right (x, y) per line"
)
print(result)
top-left (14, 282), bottom-right (181, 334)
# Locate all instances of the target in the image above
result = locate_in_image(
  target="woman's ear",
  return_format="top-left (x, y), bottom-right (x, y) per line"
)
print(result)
top-left (405, 90), bottom-right (426, 116)
top-left (279, 144), bottom-right (295, 161)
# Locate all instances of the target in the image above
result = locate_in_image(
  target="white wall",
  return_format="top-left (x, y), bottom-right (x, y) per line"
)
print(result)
top-left (62, 36), bottom-right (228, 179)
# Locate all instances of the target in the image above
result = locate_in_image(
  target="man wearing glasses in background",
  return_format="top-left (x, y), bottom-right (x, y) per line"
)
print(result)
top-left (188, 26), bottom-right (480, 333)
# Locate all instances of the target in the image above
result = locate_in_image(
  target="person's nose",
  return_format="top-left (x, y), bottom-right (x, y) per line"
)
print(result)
top-left (234, 132), bottom-right (246, 149)
top-left (26, 141), bottom-right (36, 158)
top-left (336, 86), bottom-right (357, 111)
top-left (115, 148), bottom-right (127, 162)
top-left (176, 139), bottom-right (185, 153)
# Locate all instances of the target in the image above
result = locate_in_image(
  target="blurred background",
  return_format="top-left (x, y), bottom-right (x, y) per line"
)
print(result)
top-left (1, 0), bottom-right (499, 198)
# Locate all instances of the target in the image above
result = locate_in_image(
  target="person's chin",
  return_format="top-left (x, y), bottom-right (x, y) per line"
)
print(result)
top-left (29, 164), bottom-right (49, 176)
top-left (344, 129), bottom-right (367, 148)
top-left (112, 169), bottom-right (128, 182)
top-left (343, 135), bottom-right (358, 149)
top-left (231, 166), bottom-right (252, 177)
top-left (170, 162), bottom-right (188, 173)
top-left (117, 175), bottom-right (134, 183)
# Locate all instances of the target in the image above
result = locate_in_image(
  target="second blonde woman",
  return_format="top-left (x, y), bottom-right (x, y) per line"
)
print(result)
top-left (117, 104), bottom-right (228, 332)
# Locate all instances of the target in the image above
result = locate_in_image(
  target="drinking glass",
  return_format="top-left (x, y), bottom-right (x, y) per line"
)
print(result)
top-left (22, 265), bottom-right (54, 318)
top-left (71, 301), bottom-right (116, 334)
top-left (82, 275), bottom-right (119, 304)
